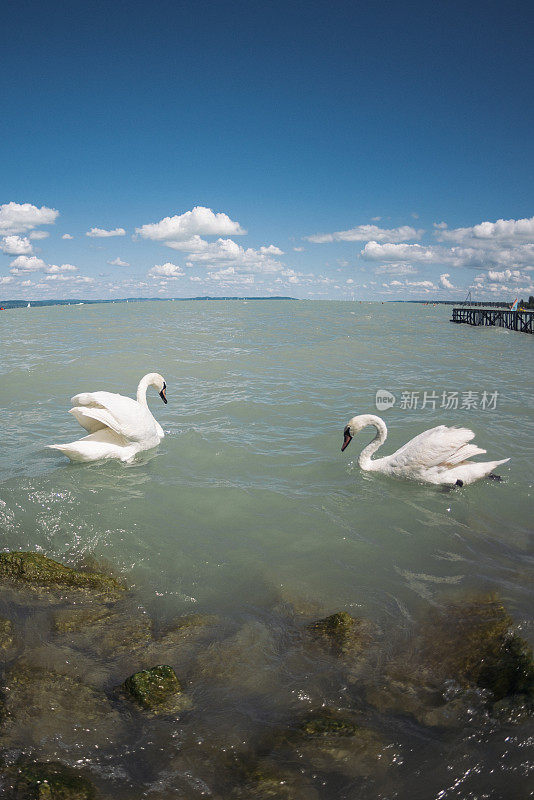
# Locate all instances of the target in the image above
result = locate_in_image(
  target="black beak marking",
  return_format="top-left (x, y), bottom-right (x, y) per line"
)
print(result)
top-left (159, 382), bottom-right (167, 404)
top-left (341, 426), bottom-right (352, 452)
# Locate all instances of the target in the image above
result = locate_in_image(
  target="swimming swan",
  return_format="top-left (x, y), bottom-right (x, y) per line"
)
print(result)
top-left (48, 373), bottom-right (167, 463)
top-left (341, 414), bottom-right (509, 486)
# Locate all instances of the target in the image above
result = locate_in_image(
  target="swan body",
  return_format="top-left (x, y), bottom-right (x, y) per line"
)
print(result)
top-left (48, 373), bottom-right (167, 463)
top-left (341, 414), bottom-right (509, 486)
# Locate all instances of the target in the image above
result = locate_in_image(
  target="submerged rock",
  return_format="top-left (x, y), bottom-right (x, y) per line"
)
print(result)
top-left (52, 605), bottom-right (114, 633)
top-left (122, 665), bottom-right (191, 714)
top-left (53, 603), bottom-right (153, 659)
top-left (262, 709), bottom-right (385, 779)
top-left (228, 756), bottom-right (318, 799)
top-left (0, 662), bottom-right (124, 755)
top-left (308, 611), bottom-right (372, 657)
top-left (364, 595), bottom-right (534, 728)
top-left (0, 616), bottom-right (14, 650)
top-left (421, 596), bottom-right (534, 701)
top-left (5, 761), bottom-right (96, 799)
top-left (0, 552), bottom-right (124, 600)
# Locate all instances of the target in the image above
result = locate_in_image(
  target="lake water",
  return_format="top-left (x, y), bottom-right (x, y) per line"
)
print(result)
top-left (0, 300), bottom-right (532, 798)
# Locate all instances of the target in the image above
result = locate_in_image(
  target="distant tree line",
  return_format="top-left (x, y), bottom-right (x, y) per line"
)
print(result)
top-left (519, 296), bottom-right (534, 309)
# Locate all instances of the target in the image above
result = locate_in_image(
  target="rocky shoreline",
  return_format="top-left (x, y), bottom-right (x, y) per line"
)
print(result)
top-left (0, 551), bottom-right (532, 799)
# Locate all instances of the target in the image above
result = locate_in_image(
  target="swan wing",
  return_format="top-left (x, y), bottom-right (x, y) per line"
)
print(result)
top-left (388, 426), bottom-right (478, 470)
top-left (70, 391), bottom-right (155, 442)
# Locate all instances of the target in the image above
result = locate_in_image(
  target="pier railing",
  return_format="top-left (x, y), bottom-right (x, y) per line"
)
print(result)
top-left (451, 307), bottom-right (533, 334)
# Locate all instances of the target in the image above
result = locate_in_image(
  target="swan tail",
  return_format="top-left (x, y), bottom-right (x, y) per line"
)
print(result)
top-left (48, 430), bottom-right (134, 463)
top-left (445, 457), bottom-right (510, 486)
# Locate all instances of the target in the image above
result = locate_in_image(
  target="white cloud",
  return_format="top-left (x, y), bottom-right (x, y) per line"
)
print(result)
top-left (9, 255), bottom-right (47, 273)
top-left (0, 202), bottom-right (59, 235)
top-left (136, 206), bottom-right (246, 243)
top-left (361, 241), bottom-right (442, 262)
top-left (45, 264), bottom-right (77, 274)
top-left (1, 235), bottom-right (33, 256)
top-left (29, 230), bottom-right (50, 240)
top-left (62, 233), bottom-right (74, 240)
top-left (9, 256), bottom-right (80, 275)
top-left (308, 224), bottom-right (421, 244)
top-left (436, 215), bottom-right (534, 244)
top-left (86, 227), bottom-right (126, 238)
top-left (293, 246), bottom-right (304, 252)
top-left (374, 262), bottom-right (418, 275)
top-left (182, 238), bottom-right (285, 274)
top-left (440, 273), bottom-right (455, 289)
top-left (108, 257), bottom-right (130, 266)
top-left (259, 244), bottom-right (284, 255)
top-left (0, 275), bottom-right (14, 284)
top-left (44, 274), bottom-right (93, 283)
top-left (148, 262), bottom-right (185, 278)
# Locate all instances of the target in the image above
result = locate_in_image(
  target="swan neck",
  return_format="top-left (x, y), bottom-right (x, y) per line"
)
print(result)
top-left (358, 416), bottom-right (387, 469)
top-left (136, 376), bottom-right (150, 407)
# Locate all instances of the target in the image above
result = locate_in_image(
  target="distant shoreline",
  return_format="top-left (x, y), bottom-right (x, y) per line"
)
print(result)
top-left (0, 297), bottom-right (514, 310)
top-left (0, 296), bottom-right (296, 310)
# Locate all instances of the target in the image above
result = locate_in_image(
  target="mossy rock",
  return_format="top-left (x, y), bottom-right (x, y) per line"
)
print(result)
top-left (52, 606), bottom-right (114, 634)
top-left (297, 710), bottom-right (361, 738)
top-left (0, 616), bottom-right (14, 650)
top-left (228, 755), bottom-right (318, 800)
top-left (0, 663), bottom-right (124, 754)
top-left (266, 709), bottom-right (384, 779)
top-left (308, 612), bottom-right (371, 657)
top-left (421, 596), bottom-right (534, 700)
top-left (8, 760), bottom-right (96, 799)
top-left (122, 665), bottom-right (191, 714)
top-left (53, 604), bottom-right (153, 658)
top-left (0, 552), bottom-right (124, 600)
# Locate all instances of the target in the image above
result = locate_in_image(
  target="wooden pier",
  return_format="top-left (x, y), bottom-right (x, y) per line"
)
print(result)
top-left (451, 307), bottom-right (534, 334)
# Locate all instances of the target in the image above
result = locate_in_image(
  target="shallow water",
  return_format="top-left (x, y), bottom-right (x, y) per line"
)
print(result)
top-left (0, 300), bottom-right (532, 798)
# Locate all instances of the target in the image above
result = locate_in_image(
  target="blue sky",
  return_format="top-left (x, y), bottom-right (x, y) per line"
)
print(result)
top-left (1, 0), bottom-right (533, 300)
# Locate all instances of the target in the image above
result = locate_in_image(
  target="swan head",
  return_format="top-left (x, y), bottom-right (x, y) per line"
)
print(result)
top-left (141, 373), bottom-right (167, 404)
top-left (341, 415), bottom-right (378, 451)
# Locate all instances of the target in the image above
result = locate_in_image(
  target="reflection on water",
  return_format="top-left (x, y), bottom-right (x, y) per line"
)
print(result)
top-left (0, 300), bottom-right (532, 798)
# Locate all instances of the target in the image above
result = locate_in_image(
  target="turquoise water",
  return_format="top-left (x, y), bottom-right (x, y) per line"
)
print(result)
top-left (0, 300), bottom-right (532, 797)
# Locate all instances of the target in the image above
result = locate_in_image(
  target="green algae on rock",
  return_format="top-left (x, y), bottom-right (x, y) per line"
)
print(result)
top-left (421, 595), bottom-right (534, 701)
top-left (228, 756), bottom-right (318, 800)
top-left (308, 611), bottom-right (371, 657)
top-left (122, 665), bottom-right (191, 714)
top-left (0, 616), bottom-right (14, 650)
top-left (53, 603), bottom-right (153, 659)
top-left (0, 552), bottom-right (124, 600)
top-left (297, 710), bottom-right (361, 739)
top-left (6, 760), bottom-right (96, 799)
top-left (267, 709), bottom-right (385, 779)
top-left (0, 662), bottom-right (125, 755)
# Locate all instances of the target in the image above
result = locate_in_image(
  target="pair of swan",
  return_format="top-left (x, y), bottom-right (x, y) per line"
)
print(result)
top-left (49, 374), bottom-right (509, 486)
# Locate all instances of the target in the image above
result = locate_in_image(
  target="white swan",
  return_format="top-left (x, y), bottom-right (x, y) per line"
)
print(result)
top-left (48, 373), bottom-right (167, 463)
top-left (341, 414), bottom-right (509, 486)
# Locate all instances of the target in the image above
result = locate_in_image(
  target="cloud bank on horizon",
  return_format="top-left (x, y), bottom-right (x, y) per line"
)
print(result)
top-left (0, 201), bottom-right (533, 301)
